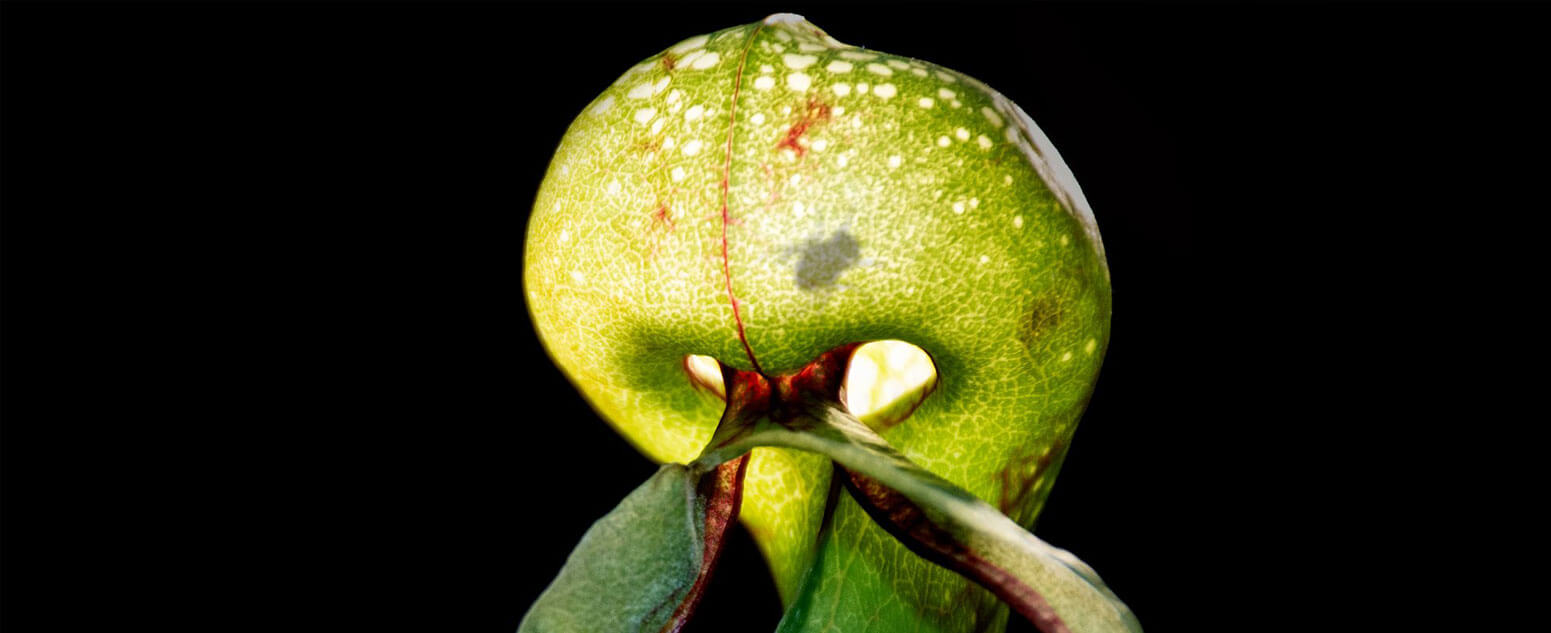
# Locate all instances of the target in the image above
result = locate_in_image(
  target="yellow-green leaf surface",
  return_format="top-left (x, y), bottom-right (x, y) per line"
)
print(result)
top-left (525, 13), bottom-right (1112, 632)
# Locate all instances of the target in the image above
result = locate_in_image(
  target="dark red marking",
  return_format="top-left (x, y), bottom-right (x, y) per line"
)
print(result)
top-left (775, 97), bottom-right (833, 157)
top-left (839, 469), bottom-right (1073, 633)
top-left (661, 54), bottom-right (677, 71)
top-left (659, 454), bottom-right (749, 633)
top-left (715, 23), bottom-right (769, 375)
top-left (650, 203), bottom-right (676, 230)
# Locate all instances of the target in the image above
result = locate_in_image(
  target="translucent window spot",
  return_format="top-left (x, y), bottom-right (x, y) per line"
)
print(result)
top-left (886, 59), bottom-right (911, 70)
top-left (787, 72), bottom-right (812, 91)
top-left (783, 53), bottom-right (818, 69)
top-left (1013, 215), bottom-right (1024, 228)
top-left (937, 136), bottom-right (951, 147)
top-left (936, 71), bottom-right (958, 83)
top-left (671, 167), bottom-right (686, 182)
top-left (753, 76), bottom-right (776, 90)
top-left (843, 340), bottom-right (938, 429)
top-left (690, 52), bottom-right (721, 70)
top-left (981, 106), bottom-right (1004, 128)
top-left (684, 354), bottom-right (726, 399)
top-left (751, 112), bottom-right (766, 125)
top-left (682, 139), bottom-right (704, 156)
top-left (918, 97), bottom-right (935, 108)
top-left (938, 88), bottom-right (957, 100)
top-left (955, 127), bottom-right (971, 141)
top-left (826, 60), bottom-right (853, 73)
top-left (888, 155), bottom-right (902, 168)
top-left (873, 83), bottom-right (897, 99)
top-left (856, 82), bottom-right (870, 94)
top-left (977, 134), bottom-right (993, 150)
top-left (1085, 338), bottom-right (1099, 355)
top-left (634, 107), bottom-right (656, 124)
top-left (866, 63), bottom-right (893, 76)
top-left (671, 35), bottom-right (709, 55)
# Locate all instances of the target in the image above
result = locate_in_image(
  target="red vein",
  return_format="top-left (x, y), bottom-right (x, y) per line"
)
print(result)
top-left (718, 24), bottom-right (767, 376)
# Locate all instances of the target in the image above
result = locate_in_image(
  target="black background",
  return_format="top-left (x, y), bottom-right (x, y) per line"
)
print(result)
top-left (2, 2), bottom-right (1535, 631)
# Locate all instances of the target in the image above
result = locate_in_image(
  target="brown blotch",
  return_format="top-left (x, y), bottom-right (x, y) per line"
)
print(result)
top-left (1016, 295), bottom-right (1066, 352)
top-left (775, 97), bottom-right (833, 157)
top-left (995, 438), bottom-right (1065, 518)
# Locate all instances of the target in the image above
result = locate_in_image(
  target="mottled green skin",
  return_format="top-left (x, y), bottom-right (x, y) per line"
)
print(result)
top-left (525, 15), bottom-right (1110, 633)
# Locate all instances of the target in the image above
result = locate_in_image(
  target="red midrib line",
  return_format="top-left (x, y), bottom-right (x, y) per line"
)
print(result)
top-left (719, 24), bottom-right (766, 376)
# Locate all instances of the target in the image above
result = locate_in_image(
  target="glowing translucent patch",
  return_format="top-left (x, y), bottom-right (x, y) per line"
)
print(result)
top-left (856, 82), bottom-right (869, 94)
top-left (787, 72), bottom-right (812, 91)
top-left (843, 340), bottom-right (938, 425)
top-left (937, 136), bottom-right (951, 147)
top-left (684, 354), bottom-right (725, 399)
top-left (650, 118), bottom-right (665, 135)
top-left (671, 35), bottom-right (709, 55)
top-left (754, 76), bottom-right (775, 90)
top-left (888, 155), bottom-right (901, 168)
top-left (918, 97), bottom-right (935, 108)
top-left (590, 96), bottom-right (615, 115)
top-left (671, 167), bottom-right (686, 182)
top-left (936, 71), bottom-right (958, 83)
top-left (1014, 215), bottom-right (1024, 228)
top-left (866, 63), bottom-right (893, 76)
top-left (751, 113), bottom-right (766, 124)
top-left (938, 88), bottom-right (957, 100)
top-left (839, 50), bottom-right (877, 61)
top-left (826, 60), bottom-right (853, 73)
top-left (887, 59), bottom-right (911, 70)
top-left (977, 134), bottom-right (993, 149)
top-left (682, 139), bottom-right (703, 156)
top-left (634, 107), bottom-right (656, 124)
top-left (873, 83), bottom-right (897, 99)
top-left (981, 106), bottom-right (1004, 128)
top-left (666, 89), bottom-right (683, 105)
top-left (1085, 339), bottom-right (1098, 355)
top-left (685, 104), bottom-right (705, 122)
top-left (690, 51), bottom-right (721, 70)
top-left (952, 201), bottom-right (965, 214)
top-left (955, 127), bottom-right (971, 141)
top-left (783, 53), bottom-right (818, 69)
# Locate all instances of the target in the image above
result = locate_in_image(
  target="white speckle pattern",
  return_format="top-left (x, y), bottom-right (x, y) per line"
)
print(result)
top-left (753, 76), bottom-right (775, 90)
top-left (751, 113), bottom-right (766, 124)
top-left (1060, 351), bottom-right (1073, 362)
top-left (1013, 215), bottom-right (1024, 228)
top-left (836, 154), bottom-right (849, 167)
top-left (888, 155), bottom-right (901, 168)
top-left (937, 136), bottom-right (951, 147)
top-left (1085, 339), bottom-right (1098, 354)
top-left (558, 229), bottom-right (569, 242)
top-left (690, 52), bottom-right (720, 70)
top-left (911, 68), bottom-right (928, 77)
top-left (887, 59), bottom-right (911, 70)
top-left (917, 97), bottom-right (934, 108)
top-left (936, 71), bottom-right (958, 83)
top-left (812, 139), bottom-right (829, 152)
top-left (650, 118), bottom-right (665, 135)
top-left (571, 270), bottom-right (586, 283)
top-left (590, 95), bottom-right (615, 115)
top-left (634, 107), bottom-right (656, 124)
top-left (667, 90), bottom-right (683, 104)
top-left (866, 63), bottom-right (893, 76)
top-left (682, 139), bottom-right (703, 156)
top-left (969, 197), bottom-right (979, 208)
top-left (873, 83), bottom-right (897, 99)
top-left (685, 104), bottom-right (705, 122)
top-left (783, 53), bottom-right (818, 69)
top-left (955, 127), bottom-right (970, 141)
top-left (761, 64), bottom-right (774, 73)
top-left (953, 201), bottom-right (966, 214)
top-left (979, 255), bottom-right (990, 264)
top-left (787, 72), bottom-right (811, 91)
top-left (981, 106), bottom-right (1004, 128)
top-left (856, 82), bottom-right (869, 94)
top-left (839, 50), bottom-right (877, 61)
top-left (977, 134), bottom-right (993, 149)
top-left (938, 88), bottom-right (957, 100)
top-left (671, 167), bottom-right (686, 182)
top-left (826, 60), bottom-right (853, 73)
top-left (606, 180), bottom-right (620, 195)
top-left (1060, 235), bottom-right (1070, 246)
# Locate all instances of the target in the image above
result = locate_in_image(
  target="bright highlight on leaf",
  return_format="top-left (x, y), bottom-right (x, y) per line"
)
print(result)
top-left (842, 340), bottom-right (937, 426)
